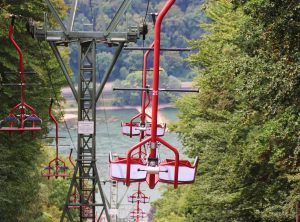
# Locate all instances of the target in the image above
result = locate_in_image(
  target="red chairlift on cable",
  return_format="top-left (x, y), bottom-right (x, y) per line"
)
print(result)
top-left (128, 190), bottom-right (150, 204)
top-left (120, 90), bottom-right (166, 138)
top-left (42, 99), bottom-right (70, 179)
top-left (0, 15), bottom-right (42, 132)
top-left (109, 0), bottom-right (198, 189)
top-left (129, 208), bottom-right (147, 219)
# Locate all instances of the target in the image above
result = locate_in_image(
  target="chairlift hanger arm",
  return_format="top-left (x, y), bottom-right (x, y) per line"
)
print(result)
top-left (8, 16), bottom-right (25, 103)
top-left (124, 47), bottom-right (191, 52)
top-left (3, 71), bottom-right (36, 75)
top-left (148, 0), bottom-right (176, 188)
top-left (113, 87), bottom-right (199, 93)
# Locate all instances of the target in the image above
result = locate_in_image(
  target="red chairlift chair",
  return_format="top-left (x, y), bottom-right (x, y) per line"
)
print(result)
top-left (128, 191), bottom-right (150, 204)
top-left (109, 152), bottom-right (147, 183)
top-left (159, 157), bottom-right (198, 184)
top-left (145, 123), bottom-right (166, 136)
top-left (0, 15), bottom-right (42, 132)
top-left (121, 110), bottom-right (166, 138)
top-left (42, 99), bottom-right (69, 179)
top-left (129, 209), bottom-right (147, 219)
top-left (120, 86), bottom-right (166, 138)
top-left (109, 138), bottom-right (198, 188)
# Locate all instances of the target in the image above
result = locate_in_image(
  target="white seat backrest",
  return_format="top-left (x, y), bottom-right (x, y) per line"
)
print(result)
top-left (122, 125), bottom-right (140, 135)
top-left (146, 126), bottom-right (165, 136)
top-left (159, 165), bottom-right (196, 182)
top-left (110, 162), bottom-right (147, 180)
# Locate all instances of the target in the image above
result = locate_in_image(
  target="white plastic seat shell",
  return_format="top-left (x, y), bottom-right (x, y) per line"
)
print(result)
top-left (159, 157), bottom-right (198, 184)
top-left (109, 152), bottom-right (147, 182)
top-left (145, 125), bottom-right (165, 136)
top-left (121, 122), bottom-right (141, 136)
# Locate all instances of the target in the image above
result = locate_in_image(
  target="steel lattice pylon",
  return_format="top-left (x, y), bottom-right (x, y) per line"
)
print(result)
top-left (60, 40), bottom-right (109, 221)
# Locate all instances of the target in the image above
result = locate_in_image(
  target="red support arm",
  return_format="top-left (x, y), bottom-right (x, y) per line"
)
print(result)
top-left (49, 99), bottom-right (59, 159)
top-left (8, 16), bottom-right (25, 104)
top-left (157, 137), bottom-right (179, 188)
top-left (125, 137), bottom-right (151, 186)
top-left (149, 0), bottom-right (176, 189)
top-left (141, 42), bottom-right (154, 125)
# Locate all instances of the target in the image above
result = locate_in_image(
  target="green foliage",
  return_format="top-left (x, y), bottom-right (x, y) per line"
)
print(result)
top-left (154, 0), bottom-right (300, 221)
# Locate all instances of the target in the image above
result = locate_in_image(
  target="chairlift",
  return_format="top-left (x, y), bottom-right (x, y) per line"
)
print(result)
top-left (109, 152), bottom-right (147, 183)
top-left (42, 99), bottom-right (69, 179)
top-left (129, 209), bottom-right (147, 219)
top-left (109, 141), bottom-right (198, 188)
top-left (128, 190), bottom-right (150, 204)
top-left (0, 15), bottom-right (42, 132)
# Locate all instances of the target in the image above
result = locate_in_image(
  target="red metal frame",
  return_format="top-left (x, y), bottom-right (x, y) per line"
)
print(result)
top-left (129, 209), bottom-right (147, 218)
top-left (148, 0), bottom-right (176, 189)
top-left (128, 186), bottom-right (150, 204)
top-left (42, 99), bottom-right (69, 179)
top-left (67, 149), bottom-right (80, 208)
top-left (140, 42), bottom-right (154, 139)
top-left (0, 16), bottom-right (42, 132)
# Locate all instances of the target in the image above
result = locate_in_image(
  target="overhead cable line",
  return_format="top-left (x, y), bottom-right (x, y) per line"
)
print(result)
top-left (101, 93), bottom-right (113, 151)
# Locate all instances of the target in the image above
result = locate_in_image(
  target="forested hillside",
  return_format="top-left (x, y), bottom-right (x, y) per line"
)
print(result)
top-left (0, 1), bottom-right (70, 221)
top-left (154, 0), bottom-right (300, 221)
top-left (67, 0), bottom-right (204, 81)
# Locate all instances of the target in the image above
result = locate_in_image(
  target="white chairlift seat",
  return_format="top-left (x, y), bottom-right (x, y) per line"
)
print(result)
top-left (159, 157), bottom-right (198, 184)
top-left (145, 123), bottom-right (166, 136)
top-left (129, 210), bottom-right (146, 218)
top-left (128, 194), bottom-right (150, 203)
top-left (109, 153), bottom-right (147, 182)
top-left (121, 122), bottom-right (141, 136)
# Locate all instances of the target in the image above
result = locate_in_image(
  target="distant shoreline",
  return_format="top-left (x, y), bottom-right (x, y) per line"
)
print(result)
top-left (63, 104), bottom-right (175, 122)
top-left (61, 84), bottom-right (177, 122)
top-left (64, 103), bottom-right (175, 112)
